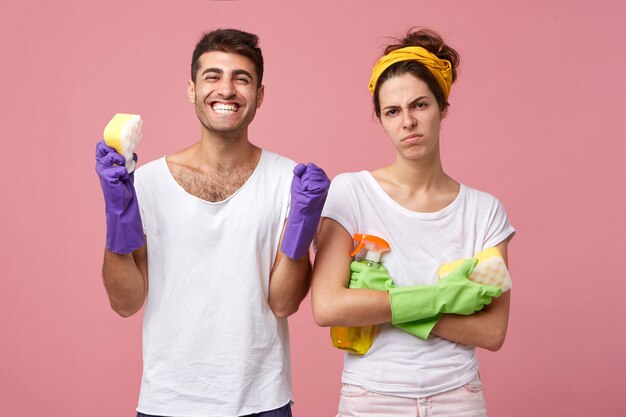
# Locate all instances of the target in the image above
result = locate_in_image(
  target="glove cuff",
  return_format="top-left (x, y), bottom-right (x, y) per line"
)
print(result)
top-left (105, 204), bottom-right (145, 254)
top-left (395, 314), bottom-right (441, 340)
top-left (389, 285), bottom-right (439, 324)
top-left (280, 214), bottom-right (319, 259)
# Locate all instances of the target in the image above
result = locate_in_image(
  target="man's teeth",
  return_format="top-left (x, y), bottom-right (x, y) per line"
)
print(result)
top-left (212, 103), bottom-right (238, 114)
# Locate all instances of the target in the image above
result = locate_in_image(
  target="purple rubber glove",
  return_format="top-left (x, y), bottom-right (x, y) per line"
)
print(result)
top-left (95, 140), bottom-right (144, 254)
top-left (281, 162), bottom-right (330, 259)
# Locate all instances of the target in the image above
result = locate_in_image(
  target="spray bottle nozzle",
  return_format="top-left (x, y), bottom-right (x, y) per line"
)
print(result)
top-left (350, 234), bottom-right (390, 264)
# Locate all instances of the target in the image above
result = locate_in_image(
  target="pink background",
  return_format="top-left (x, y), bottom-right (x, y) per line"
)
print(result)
top-left (2, 0), bottom-right (625, 415)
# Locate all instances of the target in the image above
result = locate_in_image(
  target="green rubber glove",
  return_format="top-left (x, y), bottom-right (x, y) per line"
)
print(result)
top-left (395, 316), bottom-right (441, 339)
top-left (349, 259), bottom-right (502, 340)
top-left (389, 258), bottom-right (502, 324)
top-left (349, 261), bottom-right (395, 290)
top-left (349, 261), bottom-right (439, 339)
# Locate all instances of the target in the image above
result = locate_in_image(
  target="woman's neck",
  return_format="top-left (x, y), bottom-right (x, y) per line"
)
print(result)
top-left (371, 154), bottom-right (459, 213)
top-left (380, 148), bottom-right (455, 191)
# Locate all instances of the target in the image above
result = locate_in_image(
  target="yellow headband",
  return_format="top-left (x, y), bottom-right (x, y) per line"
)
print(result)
top-left (368, 46), bottom-right (453, 99)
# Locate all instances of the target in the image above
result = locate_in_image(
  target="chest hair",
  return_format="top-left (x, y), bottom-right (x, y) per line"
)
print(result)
top-left (170, 164), bottom-right (256, 202)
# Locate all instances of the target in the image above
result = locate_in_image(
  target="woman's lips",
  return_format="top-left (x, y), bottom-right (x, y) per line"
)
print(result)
top-left (402, 134), bottom-right (422, 142)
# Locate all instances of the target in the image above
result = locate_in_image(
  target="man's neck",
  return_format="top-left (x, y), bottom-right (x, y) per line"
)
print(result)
top-left (165, 128), bottom-right (262, 202)
top-left (195, 127), bottom-right (258, 171)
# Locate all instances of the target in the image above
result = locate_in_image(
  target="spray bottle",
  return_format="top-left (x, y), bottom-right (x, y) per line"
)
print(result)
top-left (330, 234), bottom-right (390, 355)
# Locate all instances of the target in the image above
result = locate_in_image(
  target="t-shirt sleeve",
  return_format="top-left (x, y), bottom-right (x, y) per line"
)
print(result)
top-left (281, 161), bottom-right (296, 222)
top-left (483, 196), bottom-right (516, 249)
top-left (321, 174), bottom-right (358, 238)
top-left (133, 168), bottom-right (148, 236)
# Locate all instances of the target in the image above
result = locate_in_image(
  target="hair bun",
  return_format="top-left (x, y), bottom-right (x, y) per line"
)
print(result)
top-left (385, 28), bottom-right (460, 83)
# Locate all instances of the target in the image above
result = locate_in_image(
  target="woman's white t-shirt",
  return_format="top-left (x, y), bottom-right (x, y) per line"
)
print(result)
top-left (321, 171), bottom-right (516, 398)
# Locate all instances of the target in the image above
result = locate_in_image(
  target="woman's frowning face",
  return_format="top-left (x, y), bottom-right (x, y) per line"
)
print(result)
top-left (378, 73), bottom-right (447, 161)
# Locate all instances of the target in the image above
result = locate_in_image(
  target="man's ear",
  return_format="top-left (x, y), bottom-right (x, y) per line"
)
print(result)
top-left (441, 107), bottom-right (448, 120)
top-left (256, 85), bottom-right (265, 109)
top-left (187, 80), bottom-right (196, 104)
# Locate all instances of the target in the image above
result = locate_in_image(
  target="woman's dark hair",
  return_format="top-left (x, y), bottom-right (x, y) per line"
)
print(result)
top-left (191, 28), bottom-right (264, 85)
top-left (373, 28), bottom-right (460, 118)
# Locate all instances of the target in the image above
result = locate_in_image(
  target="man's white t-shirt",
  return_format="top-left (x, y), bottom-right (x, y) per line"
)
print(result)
top-left (322, 171), bottom-right (516, 398)
top-left (134, 150), bottom-right (295, 417)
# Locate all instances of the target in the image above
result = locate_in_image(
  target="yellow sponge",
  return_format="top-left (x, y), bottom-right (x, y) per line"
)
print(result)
top-left (439, 247), bottom-right (512, 291)
top-left (103, 113), bottom-right (143, 173)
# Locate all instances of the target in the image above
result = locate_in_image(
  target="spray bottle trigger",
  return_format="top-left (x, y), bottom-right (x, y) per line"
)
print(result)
top-left (350, 242), bottom-right (365, 257)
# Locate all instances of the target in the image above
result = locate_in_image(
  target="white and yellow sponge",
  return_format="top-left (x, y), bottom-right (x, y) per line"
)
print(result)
top-left (439, 247), bottom-right (512, 292)
top-left (103, 113), bottom-right (143, 173)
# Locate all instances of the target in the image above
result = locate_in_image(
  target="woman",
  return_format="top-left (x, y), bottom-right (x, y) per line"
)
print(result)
top-left (312, 28), bottom-right (515, 416)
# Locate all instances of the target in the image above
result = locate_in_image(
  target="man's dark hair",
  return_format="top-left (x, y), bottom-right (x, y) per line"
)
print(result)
top-left (191, 28), bottom-right (264, 85)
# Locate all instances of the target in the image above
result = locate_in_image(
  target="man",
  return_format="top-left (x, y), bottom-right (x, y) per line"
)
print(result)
top-left (95, 28), bottom-right (329, 417)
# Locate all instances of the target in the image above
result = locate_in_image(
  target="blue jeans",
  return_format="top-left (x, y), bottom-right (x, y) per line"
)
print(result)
top-left (137, 402), bottom-right (292, 417)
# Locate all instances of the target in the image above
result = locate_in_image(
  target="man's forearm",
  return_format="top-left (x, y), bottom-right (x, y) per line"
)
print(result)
top-left (268, 253), bottom-right (311, 319)
top-left (102, 245), bottom-right (148, 318)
